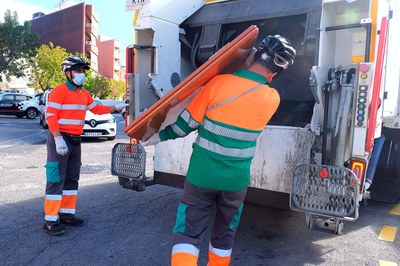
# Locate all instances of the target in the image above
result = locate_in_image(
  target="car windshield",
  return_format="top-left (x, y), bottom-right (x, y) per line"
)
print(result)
top-left (35, 94), bottom-right (43, 102)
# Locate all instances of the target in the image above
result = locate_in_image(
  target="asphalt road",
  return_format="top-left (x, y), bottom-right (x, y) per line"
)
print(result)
top-left (0, 115), bottom-right (399, 266)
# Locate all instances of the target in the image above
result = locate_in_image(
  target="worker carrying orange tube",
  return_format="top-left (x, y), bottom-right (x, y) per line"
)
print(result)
top-left (141, 35), bottom-right (296, 265)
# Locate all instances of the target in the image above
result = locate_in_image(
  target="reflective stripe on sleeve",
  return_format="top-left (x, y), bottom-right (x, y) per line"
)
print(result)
top-left (195, 137), bottom-right (256, 158)
top-left (203, 119), bottom-right (259, 141)
top-left (180, 110), bottom-right (201, 129)
top-left (58, 119), bottom-right (85, 125)
top-left (47, 102), bottom-right (62, 109)
top-left (45, 112), bottom-right (56, 119)
top-left (62, 190), bottom-right (78, 196)
top-left (209, 243), bottom-right (232, 257)
top-left (87, 101), bottom-right (97, 109)
top-left (172, 243), bottom-right (200, 256)
top-left (171, 124), bottom-right (186, 137)
top-left (45, 194), bottom-right (62, 201)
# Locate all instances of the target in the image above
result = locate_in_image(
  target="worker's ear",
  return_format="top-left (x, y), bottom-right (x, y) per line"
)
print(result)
top-left (267, 72), bottom-right (278, 83)
top-left (241, 47), bottom-right (257, 69)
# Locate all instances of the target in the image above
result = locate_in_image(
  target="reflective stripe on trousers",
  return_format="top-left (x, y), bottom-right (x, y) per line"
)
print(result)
top-left (171, 243), bottom-right (199, 266)
top-left (208, 243), bottom-right (232, 266)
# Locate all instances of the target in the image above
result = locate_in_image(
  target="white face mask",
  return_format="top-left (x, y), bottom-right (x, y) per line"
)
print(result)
top-left (73, 73), bottom-right (86, 86)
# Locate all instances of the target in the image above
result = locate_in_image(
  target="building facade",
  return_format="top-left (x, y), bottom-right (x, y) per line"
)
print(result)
top-left (30, 3), bottom-right (99, 72)
top-left (97, 36), bottom-right (122, 80)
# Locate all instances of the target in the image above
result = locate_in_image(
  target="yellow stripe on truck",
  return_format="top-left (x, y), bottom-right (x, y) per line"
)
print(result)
top-left (389, 204), bottom-right (400, 216)
top-left (378, 225), bottom-right (398, 242)
top-left (369, 0), bottom-right (378, 62)
top-left (134, 9), bottom-right (139, 26)
top-left (379, 260), bottom-right (398, 266)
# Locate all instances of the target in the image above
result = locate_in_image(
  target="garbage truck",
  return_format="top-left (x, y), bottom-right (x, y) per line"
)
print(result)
top-left (112, 0), bottom-right (400, 234)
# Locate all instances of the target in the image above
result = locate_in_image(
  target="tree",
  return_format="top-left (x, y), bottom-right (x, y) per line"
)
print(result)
top-left (88, 75), bottom-right (112, 99)
top-left (109, 79), bottom-right (125, 99)
top-left (86, 75), bottom-right (125, 100)
top-left (28, 42), bottom-right (70, 91)
top-left (0, 10), bottom-right (39, 81)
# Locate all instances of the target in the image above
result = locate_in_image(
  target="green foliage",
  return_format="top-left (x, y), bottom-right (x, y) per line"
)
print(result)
top-left (109, 79), bottom-right (125, 99)
top-left (86, 74), bottom-right (125, 100)
top-left (28, 42), bottom-right (70, 91)
top-left (0, 10), bottom-right (40, 81)
top-left (83, 68), bottom-right (94, 91)
top-left (88, 75), bottom-right (111, 99)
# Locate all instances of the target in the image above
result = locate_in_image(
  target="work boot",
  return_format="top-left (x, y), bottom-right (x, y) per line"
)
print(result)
top-left (43, 223), bottom-right (66, 235)
top-left (60, 216), bottom-right (84, 227)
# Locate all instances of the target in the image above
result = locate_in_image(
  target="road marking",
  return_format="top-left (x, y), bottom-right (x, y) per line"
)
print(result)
top-left (378, 226), bottom-right (398, 242)
top-left (379, 260), bottom-right (398, 266)
top-left (389, 204), bottom-right (400, 216)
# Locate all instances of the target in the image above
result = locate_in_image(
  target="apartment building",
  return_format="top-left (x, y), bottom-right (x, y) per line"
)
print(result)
top-left (97, 36), bottom-right (122, 80)
top-left (30, 2), bottom-right (99, 72)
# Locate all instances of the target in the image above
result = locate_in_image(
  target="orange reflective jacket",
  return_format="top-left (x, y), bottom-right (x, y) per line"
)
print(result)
top-left (160, 69), bottom-right (280, 191)
top-left (46, 81), bottom-right (111, 135)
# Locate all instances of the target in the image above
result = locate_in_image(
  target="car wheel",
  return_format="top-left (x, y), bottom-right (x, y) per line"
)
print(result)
top-left (107, 136), bottom-right (116, 140)
top-left (26, 108), bottom-right (38, 119)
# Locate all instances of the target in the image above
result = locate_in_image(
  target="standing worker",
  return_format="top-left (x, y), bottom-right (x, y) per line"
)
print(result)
top-left (141, 35), bottom-right (296, 265)
top-left (43, 56), bottom-right (127, 235)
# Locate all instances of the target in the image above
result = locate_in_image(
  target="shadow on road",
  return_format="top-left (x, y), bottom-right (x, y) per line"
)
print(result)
top-left (2, 178), bottom-right (383, 265)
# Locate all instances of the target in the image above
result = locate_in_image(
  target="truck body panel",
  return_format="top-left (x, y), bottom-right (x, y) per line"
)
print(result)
top-left (114, 0), bottom-right (400, 231)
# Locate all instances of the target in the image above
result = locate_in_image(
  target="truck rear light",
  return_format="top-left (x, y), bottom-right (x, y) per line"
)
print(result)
top-left (350, 159), bottom-right (367, 190)
top-left (319, 168), bottom-right (329, 178)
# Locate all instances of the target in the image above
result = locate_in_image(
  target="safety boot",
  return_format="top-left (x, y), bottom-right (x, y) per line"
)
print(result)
top-left (43, 223), bottom-right (66, 235)
top-left (60, 216), bottom-right (84, 227)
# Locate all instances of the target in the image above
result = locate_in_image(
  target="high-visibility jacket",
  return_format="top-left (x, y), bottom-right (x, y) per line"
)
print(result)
top-left (46, 80), bottom-right (111, 135)
top-left (159, 69), bottom-right (280, 191)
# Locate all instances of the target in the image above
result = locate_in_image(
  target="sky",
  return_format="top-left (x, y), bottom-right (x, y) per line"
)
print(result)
top-left (0, 0), bottom-right (135, 66)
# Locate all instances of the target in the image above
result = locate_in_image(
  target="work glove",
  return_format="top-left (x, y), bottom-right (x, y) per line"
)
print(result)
top-left (54, 136), bottom-right (69, 156)
top-left (140, 133), bottom-right (161, 146)
top-left (115, 103), bottom-right (129, 112)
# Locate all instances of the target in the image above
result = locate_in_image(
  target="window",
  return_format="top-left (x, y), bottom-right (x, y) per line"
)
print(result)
top-left (35, 94), bottom-right (43, 102)
top-left (2, 95), bottom-right (14, 103)
top-left (15, 95), bottom-right (31, 101)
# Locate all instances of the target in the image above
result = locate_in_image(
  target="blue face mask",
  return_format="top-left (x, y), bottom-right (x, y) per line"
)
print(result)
top-left (73, 73), bottom-right (86, 86)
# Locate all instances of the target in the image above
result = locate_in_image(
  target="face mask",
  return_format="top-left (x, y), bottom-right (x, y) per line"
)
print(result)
top-left (73, 73), bottom-right (86, 86)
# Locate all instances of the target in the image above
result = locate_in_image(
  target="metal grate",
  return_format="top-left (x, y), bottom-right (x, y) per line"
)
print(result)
top-left (290, 164), bottom-right (360, 220)
top-left (111, 143), bottom-right (146, 180)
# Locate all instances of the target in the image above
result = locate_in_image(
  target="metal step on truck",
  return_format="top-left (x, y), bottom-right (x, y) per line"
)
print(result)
top-left (111, 0), bottom-right (400, 234)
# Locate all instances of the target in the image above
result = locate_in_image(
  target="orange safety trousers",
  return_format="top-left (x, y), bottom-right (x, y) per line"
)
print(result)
top-left (171, 181), bottom-right (246, 266)
top-left (44, 133), bottom-right (81, 224)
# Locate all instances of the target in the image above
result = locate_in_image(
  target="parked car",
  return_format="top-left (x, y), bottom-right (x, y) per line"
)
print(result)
top-left (18, 93), bottom-right (43, 119)
top-left (82, 99), bottom-right (117, 140)
top-left (38, 90), bottom-right (51, 128)
top-left (0, 93), bottom-right (32, 118)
